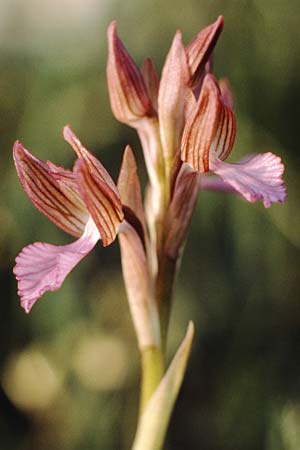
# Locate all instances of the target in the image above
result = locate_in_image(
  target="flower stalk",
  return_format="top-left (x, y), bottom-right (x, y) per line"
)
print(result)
top-left (140, 346), bottom-right (165, 412)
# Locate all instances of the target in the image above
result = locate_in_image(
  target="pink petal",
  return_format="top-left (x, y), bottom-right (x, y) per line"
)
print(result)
top-left (14, 219), bottom-right (100, 313)
top-left (210, 153), bottom-right (287, 207)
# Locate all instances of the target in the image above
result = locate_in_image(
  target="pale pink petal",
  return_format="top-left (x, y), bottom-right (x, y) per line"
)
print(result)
top-left (14, 219), bottom-right (100, 313)
top-left (210, 153), bottom-right (287, 207)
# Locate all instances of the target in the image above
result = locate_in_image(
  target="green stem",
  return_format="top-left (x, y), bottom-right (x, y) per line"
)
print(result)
top-left (140, 345), bottom-right (165, 413)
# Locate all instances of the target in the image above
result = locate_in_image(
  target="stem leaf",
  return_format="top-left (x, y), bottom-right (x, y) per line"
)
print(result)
top-left (132, 321), bottom-right (195, 450)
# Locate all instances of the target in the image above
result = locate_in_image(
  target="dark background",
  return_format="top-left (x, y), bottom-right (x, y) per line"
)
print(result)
top-left (0, 0), bottom-right (299, 449)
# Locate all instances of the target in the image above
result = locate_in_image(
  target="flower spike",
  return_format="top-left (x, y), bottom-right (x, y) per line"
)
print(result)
top-left (107, 21), bottom-right (153, 125)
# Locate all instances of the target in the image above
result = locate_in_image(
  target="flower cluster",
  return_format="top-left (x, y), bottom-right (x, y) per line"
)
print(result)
top-left (13, 17), bottom-right (286, 350)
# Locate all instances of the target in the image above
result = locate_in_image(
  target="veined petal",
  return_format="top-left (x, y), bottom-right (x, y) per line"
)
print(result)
top-left (107, 21), bottom-right (153, 124)
top-left (210, 152), bottom-right (287, 207)
top-left (141, 57), bottom-right (159, 113)
top-left (181, 74), bottom-right (236, 172)
top-left (158, 31), bottom-right (190, 173)
top-left (184, 88), bottom-right (197, 122)
top-left (186, 16), bottom-right (224, 89)
top-left (75, 159), bottom-right (124, 246)
top-left (63, 125), bottom-right (120, 198)
top-left (46, 160), bottom-right (87, 211)
top-left (14, 218), bottom-right (100, 313)
top-left (13, 141), bottom-right (88, 238)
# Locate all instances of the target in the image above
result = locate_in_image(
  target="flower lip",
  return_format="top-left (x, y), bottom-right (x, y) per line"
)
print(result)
top-left (210, 152), bottom-right (287, 208)
top-left (14, 217), bottom-right (100, 313)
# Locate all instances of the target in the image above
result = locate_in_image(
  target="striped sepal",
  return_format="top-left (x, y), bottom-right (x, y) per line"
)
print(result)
top-left (107, 21), bottom-right (153, 124)
top-left (13, 142), bottom-right (88, 237)
top-left (181, 74), bottom-right (236, 172)
top-left (63, 125), bottom-right (120, 197)
top-left (158, 31), bottom-right (190, 171)
top-left (186, 16), bottom-right (224, 89)
top-left (75, 158), bottom-right (124, 246)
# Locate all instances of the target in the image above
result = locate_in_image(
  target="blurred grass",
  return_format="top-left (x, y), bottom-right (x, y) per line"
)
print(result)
top-left (0, 0), bottom-right (299, 449)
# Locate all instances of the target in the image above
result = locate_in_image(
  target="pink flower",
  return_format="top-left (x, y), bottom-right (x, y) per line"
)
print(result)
top-left (181, 74), bottom-right (287, 208)
top-left (13, 126), bottom-right (124, 313)
top-left (13, 127), bottom-right (159, 349)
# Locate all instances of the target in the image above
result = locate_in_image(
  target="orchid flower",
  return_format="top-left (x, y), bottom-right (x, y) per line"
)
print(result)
top-left (13, 127), bottom-right (159, 350)
top-left (13, 127), bottom-right (122, 313)
top-left (181, 74), bottom-right (286, 207)
top-left (13, 17), bottom-right (287, 448)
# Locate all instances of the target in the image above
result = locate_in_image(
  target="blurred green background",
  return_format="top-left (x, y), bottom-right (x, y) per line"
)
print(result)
top-left (0, 0), bottom-right (299, 449)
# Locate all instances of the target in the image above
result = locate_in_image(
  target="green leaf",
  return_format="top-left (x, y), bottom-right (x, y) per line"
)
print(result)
top-left (132, 321), bottom-right (195, 450)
